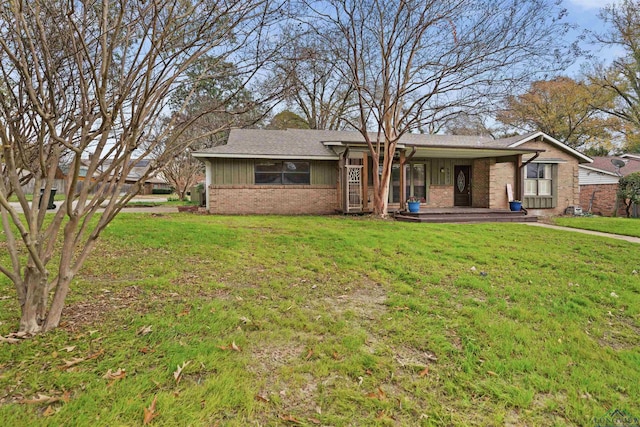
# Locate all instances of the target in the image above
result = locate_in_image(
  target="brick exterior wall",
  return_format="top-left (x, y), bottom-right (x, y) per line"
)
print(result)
top-left (489, 161), bottom-right (516, 210)
top-left (519, 140), bottom-right (581, 216)
top-left (579, 183), bottom-right (625, 216)
top-left (429, 186), bottom-right (454, 207)
top-left (472, 159), bottom-right (490, 208)
top-left (208, 185), bottom-right (338, 214)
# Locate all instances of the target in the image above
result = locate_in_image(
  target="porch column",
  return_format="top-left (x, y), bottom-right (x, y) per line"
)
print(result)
top-left (516, 154), bottom-right (523, 201)
top-left (399, 150), bottom-right (406, 209)
top-left (362, 151), bottom-right (369, 211)
top-left (338, 150), bottom-right (346, 212)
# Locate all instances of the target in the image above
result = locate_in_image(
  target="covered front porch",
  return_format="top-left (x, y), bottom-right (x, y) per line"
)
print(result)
top-left (335, 142), bottom-right (543, 214)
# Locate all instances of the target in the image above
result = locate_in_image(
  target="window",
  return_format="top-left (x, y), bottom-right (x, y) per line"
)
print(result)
top-left (525, 163), bottom-right (552, 196)
top-left (255, 161), bottom-right (310, 185)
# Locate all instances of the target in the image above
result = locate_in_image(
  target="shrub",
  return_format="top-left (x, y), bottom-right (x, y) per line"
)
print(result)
top-left (617, 171), bottom-right (640, 218)
top-left (152, 188), bottom-right (173, 195)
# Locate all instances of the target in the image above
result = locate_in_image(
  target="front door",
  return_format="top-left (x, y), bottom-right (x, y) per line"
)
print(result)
top-left (454, 165), bottom-right (471, 206)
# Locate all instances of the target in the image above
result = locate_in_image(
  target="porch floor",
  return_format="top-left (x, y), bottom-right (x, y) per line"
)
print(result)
top-left (394, 207), bottom-right (537, 224)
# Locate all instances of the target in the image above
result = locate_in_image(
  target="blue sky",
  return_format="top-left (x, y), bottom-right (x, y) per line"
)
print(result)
top-left (563, 0), bottom-right (623, 74)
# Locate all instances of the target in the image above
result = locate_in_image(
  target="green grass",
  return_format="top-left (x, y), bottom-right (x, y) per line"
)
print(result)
top-left (554, 215), bottom-right (640, 238)
top-left (0, 215), bottom-right (639, 426)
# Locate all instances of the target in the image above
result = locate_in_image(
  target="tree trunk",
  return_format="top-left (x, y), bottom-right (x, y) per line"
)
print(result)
top-left (19, 272), bottom-right (48, 334)
top-left (43, 277), bottom-right (72, 332)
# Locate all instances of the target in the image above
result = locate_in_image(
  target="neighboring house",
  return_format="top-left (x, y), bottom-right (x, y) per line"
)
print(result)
top-left (579, 154), bottom-right (640, 217)
top-left (57, 158), bottom-right (170, 195)
top-left (192, 129), bottom-right (592, 216)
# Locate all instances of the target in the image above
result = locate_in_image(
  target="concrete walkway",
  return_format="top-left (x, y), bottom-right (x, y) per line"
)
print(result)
top-left (526, 222), bottom-right (640, 244)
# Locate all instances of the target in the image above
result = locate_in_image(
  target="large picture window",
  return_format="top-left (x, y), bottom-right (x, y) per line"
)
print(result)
top-left (525, 163), bottom-right (552, 196)
top-left (255, 161), bottom-right (310, 185)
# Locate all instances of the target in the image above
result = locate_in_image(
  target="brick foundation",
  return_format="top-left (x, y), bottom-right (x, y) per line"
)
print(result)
top-left (208, 185), bottom-right (338, 214)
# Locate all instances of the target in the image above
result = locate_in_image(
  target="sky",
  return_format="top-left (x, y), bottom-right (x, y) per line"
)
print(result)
top-left (563, 0), bottom-right (623, 74)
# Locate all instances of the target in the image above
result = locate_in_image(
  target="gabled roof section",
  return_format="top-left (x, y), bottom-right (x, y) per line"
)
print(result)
top-left (503, 131), bottom-right (592, 163)
top-left (583, 156), bottom-right (640, 177)
top-left (578, 164), bottom-right (620, 177)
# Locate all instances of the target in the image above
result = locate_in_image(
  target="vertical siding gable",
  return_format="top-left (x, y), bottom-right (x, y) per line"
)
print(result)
top-left (210, 158), bottom-right (337, 186)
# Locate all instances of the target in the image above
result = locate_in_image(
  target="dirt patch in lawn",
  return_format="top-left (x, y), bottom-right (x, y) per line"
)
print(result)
top-left (60, 285), bottom-right (148, 332)
top-left (321, 279), bottom-right (388, 321)
top-left (598, 315), bottom-right (640, 350)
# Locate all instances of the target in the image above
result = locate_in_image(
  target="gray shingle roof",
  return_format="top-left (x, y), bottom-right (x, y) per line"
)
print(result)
top-left (193, 129), bottom-right (340, 158)
top-left (192, 129), bottom-right (544, 158)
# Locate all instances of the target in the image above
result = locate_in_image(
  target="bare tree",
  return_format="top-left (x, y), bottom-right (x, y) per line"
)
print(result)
top-left (0, 0), bottom-right (280, 334)
top-left (588, 0), bottom-right (640, 153)
top-left (161, 57), bottom-right (266, 200)
top-left (302, 0), bottom-right (573, 216)
top-left (270, 29), bottom-right (357, 130)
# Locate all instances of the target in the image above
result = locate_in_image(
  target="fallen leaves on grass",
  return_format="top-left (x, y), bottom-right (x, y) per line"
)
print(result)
top-left (173, 361), bottom-right (191, 384)
top-left (18, 391), bottom-right (70, 405)
top-left (218, 341), bottom-right (241, 352)
top-left (366, 387), bottom-right (386, 400)
top-left (143, 396), bottom-right (159, 425)
top-left (177, 306), bottom-right (191, 317)
top-left (1, 331), bottom-right (31, 344)
top-left (103, 368), bottom-right (126, 387)
top-left (279, 414), bottom-right (301, 424)
top-left (59, 346), bottom-right (76, 352)
top-left (0, 335), bottom-right (20, 344)
top-left (137, 325), bottom-right (153, 336)
top-left (255, 394), bottom-right (270, 403)
top-left (418, 367), bottom-right (429, 377)
top-left (59, 349), bottom-right (104, 370)
top-left (43, 405), bottom-right (56, 416)
top-left (304, 349), bottom-right (314, 360)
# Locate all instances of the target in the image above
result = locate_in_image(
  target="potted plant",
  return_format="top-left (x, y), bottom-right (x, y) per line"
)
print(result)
top-left (509, 200), bottom-right (522, 211)
top-left (407, 196), bottom-right (422, 213)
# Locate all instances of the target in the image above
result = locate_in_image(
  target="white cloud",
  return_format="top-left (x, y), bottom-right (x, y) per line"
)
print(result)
top-left (568, 0), bottom-right (620, 10)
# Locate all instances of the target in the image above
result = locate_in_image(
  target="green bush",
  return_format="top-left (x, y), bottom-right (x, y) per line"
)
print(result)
top-left (152, 188), bottom-right (173, 195)
top-left (618, 171), bottom-right (640, 217)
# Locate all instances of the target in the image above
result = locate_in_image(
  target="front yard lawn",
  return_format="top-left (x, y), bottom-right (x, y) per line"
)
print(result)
top-left (0, 215), bottom-right (638, 426)
top-left (554, 215), bottom-right (640, 238)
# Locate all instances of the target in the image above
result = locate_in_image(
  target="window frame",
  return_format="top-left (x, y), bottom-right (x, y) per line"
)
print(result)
top-left (254, 161), bottom-right (311, 185)
top-left (523, 162), bottom-right (557, 209)
top-left (524, 163), bottom-right (553, 196)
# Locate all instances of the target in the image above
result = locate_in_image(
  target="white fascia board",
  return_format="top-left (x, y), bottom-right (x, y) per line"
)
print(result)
top-left (621, 154), bottom-right (640, 160)
top-left (507, 131), bottom-right (593, 163)
top-left (578, 164), bottom-right (620, 177)
top-left (191, 152), bottom-right (338, 160)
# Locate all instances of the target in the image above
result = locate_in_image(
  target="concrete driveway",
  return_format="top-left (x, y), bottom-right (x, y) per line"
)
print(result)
top-left (6, 196), bottom-right (178, 214)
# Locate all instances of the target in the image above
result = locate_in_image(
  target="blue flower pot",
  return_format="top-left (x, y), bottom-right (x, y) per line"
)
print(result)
top-left (509, 201), bottom-right (522, 211)
top-left (408, 201), bottom-right (421, 213)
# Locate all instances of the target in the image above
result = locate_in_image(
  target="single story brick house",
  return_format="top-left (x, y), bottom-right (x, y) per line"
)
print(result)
top-left (579, 154), bottom-right (640, 217)
top-left (192, 129), bottom-right (592, 216)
